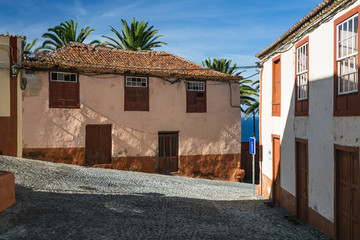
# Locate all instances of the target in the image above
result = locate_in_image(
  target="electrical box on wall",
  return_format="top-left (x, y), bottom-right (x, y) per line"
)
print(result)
top-left (0, 62), bottom-right (4, 69)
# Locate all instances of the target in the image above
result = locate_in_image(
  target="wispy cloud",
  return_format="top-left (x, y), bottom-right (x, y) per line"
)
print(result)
top-left (74, 0), bottom-right (87, 16)
top-left (0, 0), bottom-right (323, 69)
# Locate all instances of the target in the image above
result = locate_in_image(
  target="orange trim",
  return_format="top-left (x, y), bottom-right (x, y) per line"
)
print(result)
top-left (294, 36), bottom-right (309, 116)
top-left (259, 61), bottom-right (263, 195)
top-left (260, 61), bottom-right (263, 146)
top-left (272, 55), bottom-right (281, 117)
top-left (271, 134), bottom-right (281, 204)
top-left (333, 5), bottom-right (360, 116)
top-left (308, 207), bottom-right (335, 239)
top-left (0, 37), bottom-right (18, 156)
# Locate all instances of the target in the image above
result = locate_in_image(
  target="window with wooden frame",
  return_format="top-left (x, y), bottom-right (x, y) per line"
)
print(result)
top-left (272, 55), bottom-right (281, 117)
top-left (124, 76), bottom-right (149, 111)
top-left (334, 7), bottom-right (360, 116)
top-left (49, 72), bottom-right (79, 108)
top-left (295, 37), bottom-right (309, 116)
top-left (186, 81), bottom-right (206, 113)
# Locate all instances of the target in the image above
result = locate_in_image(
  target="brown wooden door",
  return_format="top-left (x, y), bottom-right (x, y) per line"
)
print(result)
top-left (85, 125), bottom-right (112, 166)
top-left (272, 135), bottom-right (281, 205)
top-left (336, 148), bottom-right (360, 240)
top-left (296, 139), bottom-right (308, 223)
top-left (158, 133), bottom-right (178, 173)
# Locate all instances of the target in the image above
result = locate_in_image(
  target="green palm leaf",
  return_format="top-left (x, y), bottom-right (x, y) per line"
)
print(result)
top-left (40, 19), bottom-right (99, 51)
top-left (102, 18), bottom-right (167, 51)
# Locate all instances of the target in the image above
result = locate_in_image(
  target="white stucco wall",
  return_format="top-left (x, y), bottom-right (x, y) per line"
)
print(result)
top-left (260, 1), bottom-right (360, 222)
top-left (22, 72), bottom-right (242, 158)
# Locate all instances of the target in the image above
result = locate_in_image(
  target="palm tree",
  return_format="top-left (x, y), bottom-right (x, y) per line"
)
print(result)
top-left (41, 20), bottom-right (100, 51)
top-left (102, 18), bottom-right (166, 51)
top-left (202, 58), bottom-right (260, 138)
top-left (202, 58), bottom-right (240, 75)
top-left (202, 58), bottom-right (258, 112)
top-left (23, 36), bottom-right (38, 54)
top-left (244, 80), bottom-right (260, 138)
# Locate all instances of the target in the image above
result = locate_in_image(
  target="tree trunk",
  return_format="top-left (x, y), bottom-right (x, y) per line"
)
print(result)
top-left (252, 113), bottom-right (256, 138)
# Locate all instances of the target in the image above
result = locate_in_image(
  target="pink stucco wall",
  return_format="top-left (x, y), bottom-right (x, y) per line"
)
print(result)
top-left (22, 72), bottom-right (241, 159)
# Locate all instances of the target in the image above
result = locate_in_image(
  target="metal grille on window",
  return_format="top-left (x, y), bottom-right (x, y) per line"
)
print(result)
top-left (126, 77), bottom-right (147, 87)
top-left (297, 43), bottom-right (308, 100)
top-left (337, 14), bottom-right (358, 94)
top-left (186, 81), bottom-right (205, 91)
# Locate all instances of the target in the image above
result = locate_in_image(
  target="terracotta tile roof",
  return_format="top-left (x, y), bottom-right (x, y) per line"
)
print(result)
top-left (0, 34), bottom-right (24, 39)
top-left (256, 0), bottom-right (351, 59)
top-left (22, 42), bottom-right (241, 81)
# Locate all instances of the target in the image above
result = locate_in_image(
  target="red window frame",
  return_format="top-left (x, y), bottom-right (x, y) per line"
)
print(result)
top-left (295, 36), bottom-right (309, 116)
top-left (334, 6), bottom-right (360, 116)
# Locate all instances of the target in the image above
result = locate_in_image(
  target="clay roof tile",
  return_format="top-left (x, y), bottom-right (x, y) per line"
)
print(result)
top-left (23, 42), bottom-right (241, 81)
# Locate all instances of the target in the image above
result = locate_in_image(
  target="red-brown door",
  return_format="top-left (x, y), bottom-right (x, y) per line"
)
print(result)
top-left (158, 132), bottom-right (178, 173)
top-left (296, 139), bottom-right (308, 223)
top-left (85, 125), bottom-right (112, 166)
top-left (272, 135), bottom-right (281, 205)
top-left (336, 147), bottom-right (360, 240)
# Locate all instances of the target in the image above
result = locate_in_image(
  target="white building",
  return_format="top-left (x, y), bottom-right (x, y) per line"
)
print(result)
top-left (256, 0), bottom-right (360, 239)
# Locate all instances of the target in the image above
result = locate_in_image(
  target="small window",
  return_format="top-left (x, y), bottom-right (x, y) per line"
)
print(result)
top-left (126, 77), bottom-right (147, 87)
top-left (186, 81), bottom-right (206, 113)
top-left (124, 76), bottom-right (149, 111)
top-left (187, 81), bottom-right (205, 91)
top-left (51, 72), bottom-right (77, 82)
top-left (49, 72), bottom-right (79, 108)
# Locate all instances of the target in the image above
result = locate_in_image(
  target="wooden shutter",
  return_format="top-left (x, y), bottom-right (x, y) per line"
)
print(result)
top-left (49, 73), bottom-right (79, 108)
top-left (186, 85), bottom-right (206, 113)
top-left (272, 55), bottom-right (281, 116)
top-left (135, 87), bottom-right (149, 111)
top-left (124, 77), bottom-right (149, 111)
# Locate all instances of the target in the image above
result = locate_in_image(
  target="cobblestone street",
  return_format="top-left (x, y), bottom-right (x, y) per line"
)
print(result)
top-left (0, 156), bottom-right (331, 240)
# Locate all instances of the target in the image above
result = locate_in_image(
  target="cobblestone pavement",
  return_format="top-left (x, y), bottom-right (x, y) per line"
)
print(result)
top-left (0, 156), bottom-right (332, 240)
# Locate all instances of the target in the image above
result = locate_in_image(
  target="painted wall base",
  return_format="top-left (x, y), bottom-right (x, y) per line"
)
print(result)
top-left (179, 154), bottom-right (243, 181)
top-left (0, 171), bottom-right (15, 213)
top-left (94, 156), bottom-right (156, 173)
top-left (23, 148), bottom-right (85, 165)
top-left (23, 148), bottom-right (244, 181)
top-left (258, 173), bottom-right (334, 239)
top-left (308, 207), bottom-right (335, 239)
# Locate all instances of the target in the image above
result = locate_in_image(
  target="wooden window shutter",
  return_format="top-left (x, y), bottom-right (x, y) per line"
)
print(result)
top-left (186, 89), bottom-right (206, 113)
top-left (124, 76), bottom-right (149, 111)
top-left (272, 55), bottom-right (281, 117)
top-left (49, 73), bottom-right (79, 109)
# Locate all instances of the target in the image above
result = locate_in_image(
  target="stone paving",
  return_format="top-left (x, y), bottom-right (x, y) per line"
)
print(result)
top-left (0, 156), bottom-right (332, 240)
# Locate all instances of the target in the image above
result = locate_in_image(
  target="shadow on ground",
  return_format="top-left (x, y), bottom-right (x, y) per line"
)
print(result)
top-left (0, 185), bottom-right (332, 240)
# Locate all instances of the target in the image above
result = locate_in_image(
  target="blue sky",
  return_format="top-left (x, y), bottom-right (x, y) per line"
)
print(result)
top-left (1, 0), bottom-right (322, 80)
